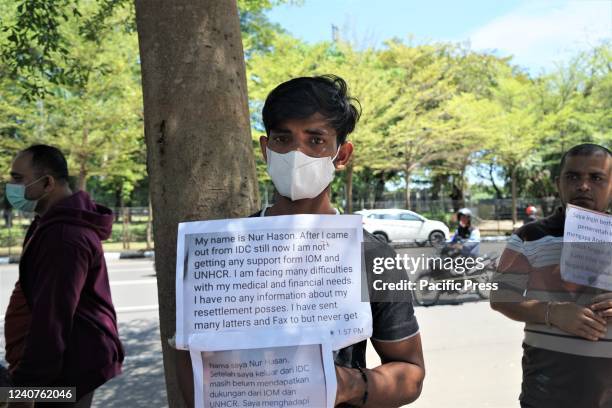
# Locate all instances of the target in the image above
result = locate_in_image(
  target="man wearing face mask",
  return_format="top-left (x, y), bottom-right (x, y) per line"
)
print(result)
top-left (174, 76), bottom-right (425, 408)
top-left (259, 76), bottom-right (424, 407)
top-left (3, 145), bottom-right (123, 407)
top-left (491, 143), bottom-right (612, 408)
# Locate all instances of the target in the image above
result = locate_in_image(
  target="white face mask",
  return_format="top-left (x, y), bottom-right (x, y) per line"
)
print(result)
top-left (266, 147), bottom-right (338, 201)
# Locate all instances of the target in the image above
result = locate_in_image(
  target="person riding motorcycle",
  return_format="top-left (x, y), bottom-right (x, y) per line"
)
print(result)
top-left (446, 208), bottom-right (481, 257)
top-left (524, 205), bottom-right (538, 224)
top-left (415, 208), bottom-right (492, 304)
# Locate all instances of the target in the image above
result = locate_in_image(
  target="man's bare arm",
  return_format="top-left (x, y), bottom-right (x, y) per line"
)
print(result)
top-left (335, 334), bottom-right (425, 407)
top-left (491, 291), bottom-right (607, 341)
top-left (490, 288), bottom-right (547, 323)
top-left (591, 292), bottom-right (612, 322)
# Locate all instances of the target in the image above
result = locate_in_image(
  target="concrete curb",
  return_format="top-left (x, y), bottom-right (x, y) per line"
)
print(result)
top-left (0, 256), bottom-right (20, 264)
top-left (118, 250), bottom-right (155, 260)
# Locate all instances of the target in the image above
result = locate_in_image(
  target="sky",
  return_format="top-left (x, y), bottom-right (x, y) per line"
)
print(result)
top-left (267, 0), bottom-right (612, 74)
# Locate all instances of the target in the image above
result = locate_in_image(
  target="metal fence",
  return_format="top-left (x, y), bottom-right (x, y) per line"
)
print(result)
top-left (348, 196), bottom-right (560, 235)
top-left (1, 207), bottom-right (153, 257)
top-left (1, 198), bottom-right (560, 256)
top-left (353, 197), bottom-right (560, 218)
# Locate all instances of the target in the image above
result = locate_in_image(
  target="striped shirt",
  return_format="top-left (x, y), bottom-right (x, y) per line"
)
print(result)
top-left (496, 206), bottom-right (612, 358)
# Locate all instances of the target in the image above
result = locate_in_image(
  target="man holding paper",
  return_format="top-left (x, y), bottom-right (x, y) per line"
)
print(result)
top-left (490, 143), bottom-right (612, 408)
top-left (177, 75), bottom-right (425, 407)
top-left (257, 75), bottom-right (425, 407)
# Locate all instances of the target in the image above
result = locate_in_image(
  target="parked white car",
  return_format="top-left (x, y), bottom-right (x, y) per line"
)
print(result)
top-left (355, 209), bottom-right (450, 245)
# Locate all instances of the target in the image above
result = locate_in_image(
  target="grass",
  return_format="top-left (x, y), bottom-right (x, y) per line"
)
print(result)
top-left (103, 242), bottom-right (153, 252)
top-left (0, 245), bottom-right (21, 258)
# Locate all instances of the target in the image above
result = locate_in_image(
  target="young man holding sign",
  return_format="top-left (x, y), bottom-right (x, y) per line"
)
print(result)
top-left (257, 75), bottom-right (425, 407)
top-left (490, 143), bottom-right (612, 408)
top-left (176, 76), bottom-right (425, 407)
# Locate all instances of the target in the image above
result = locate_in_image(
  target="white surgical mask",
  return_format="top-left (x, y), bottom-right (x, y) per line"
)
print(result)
top-left (266, 148), bottom-right (338, 201)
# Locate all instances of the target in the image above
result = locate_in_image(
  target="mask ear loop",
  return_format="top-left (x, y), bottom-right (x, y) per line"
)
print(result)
top-left (331, 146), bottom-right (341, 163)
top-left (25, 175), bottom-right (48, 188)
top-left (27, 175), bottom-right (51, 203)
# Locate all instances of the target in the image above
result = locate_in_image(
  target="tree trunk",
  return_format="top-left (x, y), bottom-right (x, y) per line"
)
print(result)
top-left (511, 166), bottom-right (518, 226)
top-left (373, 172), bottom-right (386, 205)
top-left (450, 180), bottom-right (464, 212)
top-left (404, 141), bottom-right (411, 210)
top-left (146, 195), bottom-right (153, 250)
top-left (134, 1), bottom-right (259, 407)
top-left (430, 174), bottom-right (443, 201)
top-left (113, 188), bottom-right (121, 222)
top-left (76, 127), bottom-right (89, 192)
top-left (405, 168), bottom-right (411, 210)
top-left (122, 206), bottom-right (130, 250)
top-left (488, 163), bottom-right (503, 199)
top-left (345, 162), bottom-right (353, 214)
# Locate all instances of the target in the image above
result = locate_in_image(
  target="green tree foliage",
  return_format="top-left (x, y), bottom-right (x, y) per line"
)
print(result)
top-left (0, 0), bottom-right (295, 206)
top-left (0, 1), bottom-right (145, 205)
top-left (1, 0), bottom-right (610, 214)
top-left (247, 33), bottom-right (610, 213)
top-left (0, 0), bottom-right (295, 95)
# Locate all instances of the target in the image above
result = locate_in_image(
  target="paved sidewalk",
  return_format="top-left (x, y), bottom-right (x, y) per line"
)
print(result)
top-left (92, 302), bottom-right (523, 408)
top-left (1, 250), bottom-right (522, 408)
top-left (93, 315), bottom-right (167, 407)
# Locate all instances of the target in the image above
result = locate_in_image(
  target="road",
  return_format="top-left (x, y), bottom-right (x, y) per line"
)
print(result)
top-left (0, 242), bottom-right (527, 407)
top-left (0, 258), bottom-right (166, 407)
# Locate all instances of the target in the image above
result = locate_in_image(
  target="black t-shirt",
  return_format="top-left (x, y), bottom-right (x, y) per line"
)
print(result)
top-left (249, 211), bottom-right (419, 368)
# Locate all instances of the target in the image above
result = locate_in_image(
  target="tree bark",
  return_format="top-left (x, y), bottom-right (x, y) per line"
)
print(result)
top-left (373, 172), bottom-right (386, 204)
top-left (122, 206), bottom-right (130, 250)
top-left (146, 195), bottom-right (153, 250)
top-left (113, 188), bottom-right (121, 222)
top-left (450, 180), bottom-right (464, 212)
top-left (488, 163), bottom-right (503, 199)
top-left (134, 1), bottom-right (259, 406)
top-left (405, 168), bottom-right (411, 210)
top-left (76, 127), bottom-right (89, 192)
top-left (430, 174), bottom-right (443, 201)
top-left (404, 141), bottom-right (412, 210)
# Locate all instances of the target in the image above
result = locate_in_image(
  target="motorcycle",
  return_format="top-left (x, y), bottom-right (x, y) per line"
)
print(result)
top-left (412, 243), bottom-right (498, 306)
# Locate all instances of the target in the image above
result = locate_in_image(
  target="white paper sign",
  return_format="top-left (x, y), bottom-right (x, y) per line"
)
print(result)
top-left (175, 214), bottom-right (372, 351)
top-left (191, 343), bottom-right (336, 408)
top-left (561, 205), bottom-right (612, 290)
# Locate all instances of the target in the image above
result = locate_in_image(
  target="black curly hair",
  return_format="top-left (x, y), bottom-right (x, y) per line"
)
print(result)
top-left (560, 143), bottom-right (612, 173)
top-left (262, 75), bottom-right (362, 145)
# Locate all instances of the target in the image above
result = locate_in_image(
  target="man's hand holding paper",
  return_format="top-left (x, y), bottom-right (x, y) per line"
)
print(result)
top-left (591, 292), bottom-right (612, 322)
